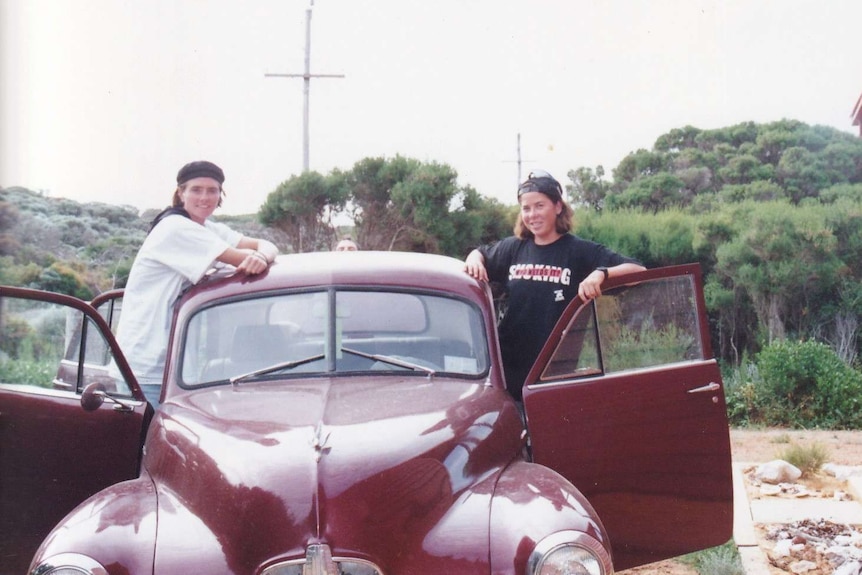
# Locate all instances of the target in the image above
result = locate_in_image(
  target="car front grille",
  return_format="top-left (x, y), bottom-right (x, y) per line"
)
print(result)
top-left (260, 544), bottom-right (383, 575)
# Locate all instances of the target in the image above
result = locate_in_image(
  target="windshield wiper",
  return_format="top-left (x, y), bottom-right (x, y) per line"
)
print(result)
top-left (230, 354), bottom-right (325, 385)
top-left (341, 346), bottom-right (436, 377)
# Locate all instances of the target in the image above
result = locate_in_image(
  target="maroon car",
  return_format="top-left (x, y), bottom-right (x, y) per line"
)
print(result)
top-left (0, 251), bottom-right (732, 575)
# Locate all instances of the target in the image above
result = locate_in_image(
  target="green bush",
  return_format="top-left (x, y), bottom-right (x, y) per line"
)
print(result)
top-left (747, 340), bottom-right (862, 429)
top-left (0, 359), bottom-right (55, 388)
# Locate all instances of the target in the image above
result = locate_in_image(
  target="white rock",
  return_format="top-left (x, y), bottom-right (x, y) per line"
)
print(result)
top-left (789, 559), bottom-right (817, 573)
top-left (761, 484), bottom-right (782, 496)
top-left (823, 463), bottom-right (862, 480)
top-left (833, 560), bottom-right (862, 575)
top-left (773, 539), bottom-right (794, 557)
top-left (756, 460), bottom-right (803, 484)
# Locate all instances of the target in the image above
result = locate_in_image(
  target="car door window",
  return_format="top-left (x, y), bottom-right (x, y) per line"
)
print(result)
top-left (93, 294), bottom-right (123, 334)
top-left (0, 296), bottom-right (133, 396)
top-left (539, 274), bottom-right (704, 382)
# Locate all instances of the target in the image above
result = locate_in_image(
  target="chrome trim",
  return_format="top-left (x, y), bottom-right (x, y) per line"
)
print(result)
top-left (526, 530), bottom-right (613, 575)
top-left (29, 552), bottom-right (109, 575)
top-left (310, 422), bottom-right (332, 463)
top-left (260, 544), bottom-right (384, 575)
top-left (687, 382), bottom-right (721, 393)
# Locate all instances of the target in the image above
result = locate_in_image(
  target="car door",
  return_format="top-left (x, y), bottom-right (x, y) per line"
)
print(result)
top-left (0, 286), bottom-right (150, 575)
top-left (523, 264), bottom-right (733, 571)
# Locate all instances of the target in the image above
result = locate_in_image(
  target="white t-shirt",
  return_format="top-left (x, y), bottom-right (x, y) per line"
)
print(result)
top-left (116, 214), bottom-right (242, 381)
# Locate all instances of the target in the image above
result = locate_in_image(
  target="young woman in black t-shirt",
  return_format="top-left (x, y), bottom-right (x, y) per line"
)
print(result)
top-left (464, 169), bottom-right (644, 401)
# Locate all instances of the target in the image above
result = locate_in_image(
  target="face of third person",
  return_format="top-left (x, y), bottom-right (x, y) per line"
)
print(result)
top-left (180, 177), bottom-right (222, 223)
top-left (518, 191), bottom-right (562, 244)
top-left (336, 239), bottom-right (358, 251)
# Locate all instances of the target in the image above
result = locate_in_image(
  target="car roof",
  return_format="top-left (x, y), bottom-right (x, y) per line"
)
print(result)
top-left (183, 251), bottom-right (485, 305)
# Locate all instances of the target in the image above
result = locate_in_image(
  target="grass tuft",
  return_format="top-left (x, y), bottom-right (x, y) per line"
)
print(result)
top-left (770, 433), bottom-right (791, 444)
top-left (776, 442), bottom-right (830, 476)
top-left (683, 541), bottom-right (744, 575)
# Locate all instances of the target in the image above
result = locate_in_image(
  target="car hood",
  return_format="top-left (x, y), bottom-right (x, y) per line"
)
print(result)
top-left (144, 377), bottom-right (523, 573)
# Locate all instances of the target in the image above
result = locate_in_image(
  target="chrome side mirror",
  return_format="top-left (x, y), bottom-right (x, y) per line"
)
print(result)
top-left (81, 382), bottom-right (135, 412)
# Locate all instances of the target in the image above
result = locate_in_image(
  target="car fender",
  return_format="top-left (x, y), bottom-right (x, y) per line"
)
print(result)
top-left (29, 475), bottom-right (157, 575)
top-left (489, 460), bottom-right (611, 574)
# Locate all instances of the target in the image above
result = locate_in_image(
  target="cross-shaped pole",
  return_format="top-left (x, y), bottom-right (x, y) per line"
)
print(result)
top-left (266, 0), bottom-right (344, 172)
top-left (503, 133), bottom-right (534, 186)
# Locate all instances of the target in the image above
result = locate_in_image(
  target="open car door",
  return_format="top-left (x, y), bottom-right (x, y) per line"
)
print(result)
top-left (523, 264), bottom-right (733, 570)
top-left (0, 286), bottom-right (150, 575)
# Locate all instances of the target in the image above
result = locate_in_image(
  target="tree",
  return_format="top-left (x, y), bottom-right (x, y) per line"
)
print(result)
top-left (449, 187), bottom-right (514, 254)
top-left (653, 125), bottom-right (702, 152)
top-left (611, 149), bottom-right (668, 189)
top-left (343, 156), bottom-right (420, 251)
top-left (259, 171), bottom-right (348, 253)
top-left (606, 172), bottom-right (686, 213)
top-left (385, 162), bottom-right (461, 252)
top-left (341, 156), bottom-right (508, 256)
top-left (716, 154), bottom-right (774, 186)
top-left (713, 202), bottom-right (843, 345)
top-left (566, 166), bottom-right (606, 211)
top-left (776, 147), bottom-right (829, 204)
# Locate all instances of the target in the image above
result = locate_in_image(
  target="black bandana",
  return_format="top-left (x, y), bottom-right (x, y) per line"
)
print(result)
top-left (148, 206), bottom-right (192, 234)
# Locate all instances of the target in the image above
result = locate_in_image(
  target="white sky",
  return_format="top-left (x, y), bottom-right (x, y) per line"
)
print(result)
top-left (2, 0), bottom-right (862, 215)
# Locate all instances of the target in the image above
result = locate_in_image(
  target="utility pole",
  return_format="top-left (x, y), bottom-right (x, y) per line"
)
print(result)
top-left (265, 0), bottom-right (344, 172)
top-left (504, 133), bottom-right (531, 186)
top-left (516, 132), bottom-right (522, 184)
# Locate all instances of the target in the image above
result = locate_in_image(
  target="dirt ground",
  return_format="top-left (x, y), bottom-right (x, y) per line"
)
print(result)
top-left (620, 427), bottom-right (862, 575)
top-left (728, 428), bottom-right (862, 466)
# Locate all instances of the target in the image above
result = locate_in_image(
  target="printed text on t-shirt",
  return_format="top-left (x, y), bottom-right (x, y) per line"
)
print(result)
top-left (508, 264), bottom-right (572, 285)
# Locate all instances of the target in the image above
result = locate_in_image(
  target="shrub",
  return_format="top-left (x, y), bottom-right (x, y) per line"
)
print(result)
top-left (749, 340), bottom-right (862, 429)
top-left (680, 541), bottom-right (744, 575)
top-left (0, 360), bottom-right (55, 388)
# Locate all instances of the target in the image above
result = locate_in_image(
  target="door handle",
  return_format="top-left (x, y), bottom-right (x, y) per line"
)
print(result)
top-left (687, 382), bottom-right (720, 394)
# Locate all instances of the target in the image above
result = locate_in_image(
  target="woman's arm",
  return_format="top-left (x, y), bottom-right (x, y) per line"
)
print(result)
top-left (578, 262), bottom-right (646, 301)
top-left (464, 249), bottom-right (489, 282)
top-left (216, 237), bottom-right (280, 275)
top-left (236, 237), bottom-right (279, 262)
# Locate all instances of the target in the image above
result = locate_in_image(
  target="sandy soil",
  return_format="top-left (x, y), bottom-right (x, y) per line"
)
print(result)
top-left (729, 428), bottom-right (862, 466)
top-left (620, 427), bottom-right (862, 575)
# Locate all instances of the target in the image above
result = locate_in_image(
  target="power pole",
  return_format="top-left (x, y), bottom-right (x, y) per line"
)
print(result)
top-left (504, 133), bottom-right (532, 186)
top-left (517, 132), bottom-right (522, 184)
top-left (265, 0), bottom-right (344, 172)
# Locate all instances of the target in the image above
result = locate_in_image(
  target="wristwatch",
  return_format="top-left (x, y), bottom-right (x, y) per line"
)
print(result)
top-left (596, 267), bottom-right (609, 280)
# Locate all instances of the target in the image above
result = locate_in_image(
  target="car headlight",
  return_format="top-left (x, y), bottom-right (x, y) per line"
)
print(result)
top-left (30, 553), bottom-right (108, 575)
top-left (526, 531), bottom-right (613, 575)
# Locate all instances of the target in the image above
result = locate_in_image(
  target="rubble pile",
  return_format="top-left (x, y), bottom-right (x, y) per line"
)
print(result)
top-left (763, 519), bottom-right (862, 575)
top-left (742, 460), bottom-right (862, 575)
top-left (744, 460), bottom-right (855, 501)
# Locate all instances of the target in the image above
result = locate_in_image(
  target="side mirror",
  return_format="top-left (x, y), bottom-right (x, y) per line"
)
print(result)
top-left (81, 382), bottom-right (136, 412)
top-left (81, 382), bottom-right (107, 411)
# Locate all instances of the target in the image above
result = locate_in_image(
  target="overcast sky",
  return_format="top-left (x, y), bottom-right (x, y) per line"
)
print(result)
top-left (2, 0), bottom-right (862, 215)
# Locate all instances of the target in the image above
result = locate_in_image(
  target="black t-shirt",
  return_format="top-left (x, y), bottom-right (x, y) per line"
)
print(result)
top-left (479, 234), bottom-right (639, 400)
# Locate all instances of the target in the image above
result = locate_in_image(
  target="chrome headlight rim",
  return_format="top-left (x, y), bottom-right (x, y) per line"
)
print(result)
top-left (29, 553), bottom-right (109, 575)
top-left (526, 530), bottom-right (613, 575)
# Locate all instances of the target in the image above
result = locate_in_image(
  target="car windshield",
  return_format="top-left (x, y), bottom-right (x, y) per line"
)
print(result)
top-left (180, 288), bottom-right (489, 387)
